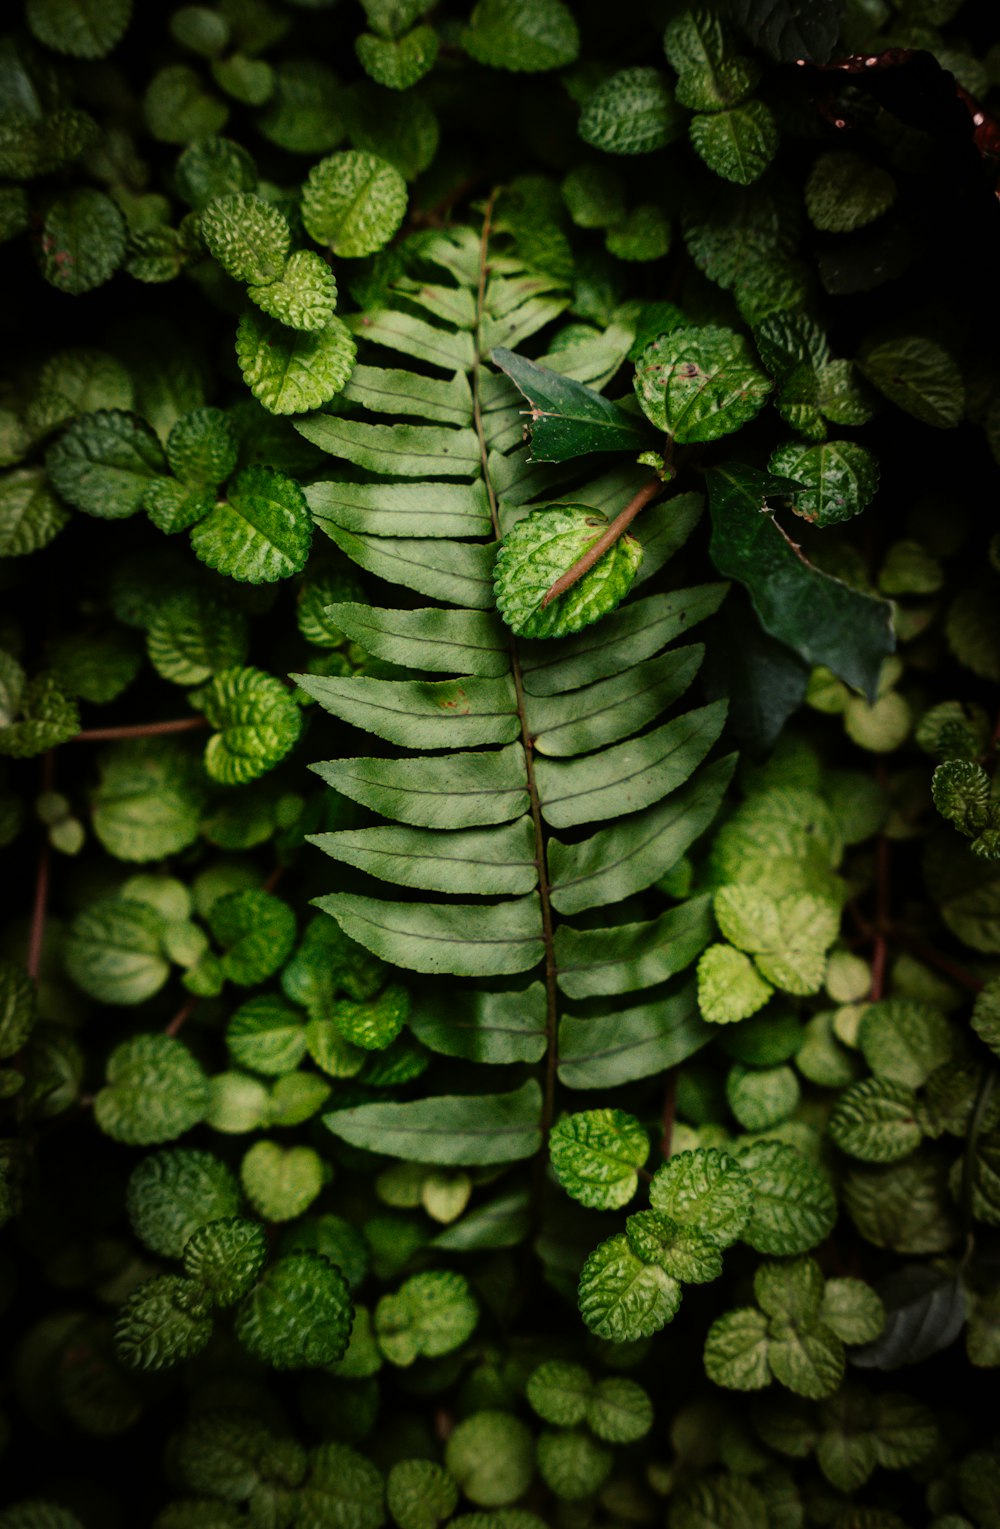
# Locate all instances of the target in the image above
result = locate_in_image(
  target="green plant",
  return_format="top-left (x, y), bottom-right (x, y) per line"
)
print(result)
top-left (3, 0), bottom-right (1000, 1525)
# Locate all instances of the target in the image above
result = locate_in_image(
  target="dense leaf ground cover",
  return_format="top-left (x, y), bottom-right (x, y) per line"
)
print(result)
top-left (2, 1), bottom-right (1000, 1526)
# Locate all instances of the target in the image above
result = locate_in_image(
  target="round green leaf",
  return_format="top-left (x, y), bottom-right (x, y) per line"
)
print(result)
top-left (183, 1217), bottom-right (268, 1306)
top-left (648, 1148), bottom-right (754, 1248)
top-left (190, 465), bottom-right (312, 583)
top-left (227, 995), bottom-right (308, 1075)
top-left (444, 1411), bottom-right (534, 1508)
top-left (144, 65), bottom-right (228, 144)
top-left (115, 1274), bottom-right (212, 1370)
top-left (536, 1428), bottom-right (611, 1500)
top-left (301, 151), bottom-right (407, 258)
top-left (820, 1278), bottom-right (885, 1344)
top-left (703, 1306), bottom-right (771, 1390)
top-left (579, 68), bottom-right (683, 155)
top-left (95, 1034), bottom-right (209, 1144)
top-left (463, 0), bottom-right (579, 72)
top-left (356, 25), bottom-right (439, 90)
top-left (166, 407), bottom-right (238, 487)
top-left (146, 589), bottom-right (248, 686)
top-left (47, 410), bottom-right (167, 519)
top-left (634, 324), bottom-right (772, 441)
top-left (126, 1147), bottom-right (242, 1257)
top-left (192, 668), bottom-right (303, 785)
top-left (26, 0), bottom-right (131, 57)
top-left (386, 1460), bottom-right (457, 1529)
top-left (248, 249), bottom-right (337, 332)
top-left (199, 194), bottom-right (290, 286)
top-left (726, 1063), bottom-right (800, 1131)
top-left (235, 311), bottom-right (356, 415)
top-left (626, 1210), bottom-right (724, 1283)
top-left (525, 1360), bottom-right (591, 1426)
top-left (606, 204), bottom-right (672, 262)
top-left (375, 1269), bottom-right (478, 1365)
top-left (767, 1318), bottom-right (844, 1399)
top-left (577, 1232), bottom-right (682, 1341)
top-left (806, 152), bottom-right (896, 233)
top-left (235, 1251), bottom-right (353, 1368)
top-left (494, 505), bottom-right (642, 640)
top-left (698, 943), bottom-right (773, 1023)
top-left (690, 101), bottom-right (778, 186)
top-left (91, 739), bottom-right (206, 861)
top-left (769, 439), bottom-right (879, 527)
top-left (549, 1108), bottom-right (649, 1211)
top-left (737, 1140), bottom-right (837, 1255)
top-left (241, 1140), bottom-right (324, 1221)
top-left (0, 468), bottom-right (69, 558)
top-left (65, 898), bottom-right (170, 1005)
top-left (856, 999), bottom-right (954, 1088)
top-left (35, 189), bottom-right (125, 294)
top-left (175, 136), bottom-right (258, 210)
top-left (859, 337), bottom-right (964, 429)
top-left (828, 1077), bottom-right (923, 1163)
top-left (586, 1375), bottom-right (653, 1443)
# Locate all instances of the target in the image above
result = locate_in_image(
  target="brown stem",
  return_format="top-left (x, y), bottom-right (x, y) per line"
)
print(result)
top-left (869, 834), bottom-right (890, 1002)
top-left (262, 863), bottom-right (286, 897)
top-left (164, 996), bottom-right (199, 1038)
top-left (887, 929), bottom-right (984, 993)
top-left (72, 717), bottom-right (207, 742)
top-left (27, 751), bottom-right (55, 982)
top-left (660, 1069), bottom-right (678, 1160)
top-left (539, 477), bottom-right (664, 610)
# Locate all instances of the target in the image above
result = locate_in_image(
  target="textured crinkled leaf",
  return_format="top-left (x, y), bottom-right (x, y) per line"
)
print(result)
top-left (0, 962), bottom-right (35, 1060)
top-left (175, 135), bottom-right (257, 209)
top-left (183, 1217), bottom-right (267, 1306)
top-left (525, 1360), bottom-right (591, 1426)
top-left (0, 670), bottom-right (79, 758)
top-left (494, 505), bottom-right (642, 639)
top-left (664, 10), bottom-right (759, 110)
top-left (767, 1318), bottom-right (844, 1399)
top-left (0, 468), bottom-right (70, 557)
top-left (820, 1278), bottom-right (885, 1344)
top-left (844, 1158), bottom-right (958, 1254)
top-left (973, 979), bottom-right (1000, 1060)
top-left (302, 150), bottom-right (407, 257)
top-left (698, 943), bottom-right (773, 1023)
top-left (356, 25), bottom-right (438, 89)
top-left (236, 1251), bottom-right (352, 1368)
top-left (166, 407), bottom-right (237, 487)
top-left (738, 1140), bottom-right (836, 1254)
top-left (191, 466), bottom-right (311, 583)
top-left (64, 898), bottom-right (170, 1004)
top-left (536, 1429), bottom-right (611, 1499)
top-left (127, 1148), bottom-right (242, 1257)
top-left (115, 1275), bottom-right (212, 1370)
top-left (859, 338), bottom-right (964, 429)
top-left (463, 0), bottom-right (578, 71)
top-left (35, 188), bottom-right (125, 294)
top-left (386, 1460), bottom-right (458, 1529)
top-left (690, 101), bottom-right (778, 186)
top-left (549, 1108), bottom-right (649, 1210)
top-left (247, 250), bottom-right (337, 332)
top-left (236, 311), bottom-right (356, 415)
top-left (95, 1035), bottom-right (209, 1145)
top-left (704, 1306), bottom-right (771, 1390)
top-left (857, 1000), bottom-right (954, 1088)
top-left (577, 1233), bottom-right (682, 1340)
top-left (649, 1148), bottom-right (754, 1247)
top-left (327, 985), bottom-right (409, 1051)
top-left (227, 996), bottom-right (308, 1075)
top-left (26, 0), bottom-right (131, 57)
top-left (91, 739), bottom-right (206, 860)
top-left (192, 667), bottom-right (302, 784)
top-left (47, 410), bottom-right (167, 519)
top-left (626, 1210), bottom-right (723, 1283)
top-left (707, 464), bottom-right (895, 701)
top-left (199, 194), bottom-right (289, 285)
top-left (769, 439), bottom-right (879, 527)
top-left (325, 1080), bottom-right (542, 1164)
top-left (579, 68), bottom-right (683, 155)
top-left (806, 152), bottom-right (896, 232)
top-left (376, 1270), bottom-right (477, 1366)
top-left (208, 889), bottom-right (296, 984)
top-left (714, 886), bottom-right (838, 994)
top-left (146, 590), bottom-right (248, 685)
top-left (634, 326), bottom-right (772, 441)
top-left (491, 347), bottom-right (650, 461)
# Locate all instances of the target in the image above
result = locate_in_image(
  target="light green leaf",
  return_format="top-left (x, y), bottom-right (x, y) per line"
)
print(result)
top-left (26, 0), bottom-right (131, 57)
top-left (192, 667), bottom-right (302, 784)
top-left (579, 68), bottom-right (683, 155)
top-left (698, 942), bottom-right (773, 1023)
top-left (302, 150), bottom-right (407, 257)
top-left (313, 744), bottom-right (528, 830)
top-left (356, 25), bottom-right (438, 89)
top-left (115, 1275), bottom-right (212, 1370)
top-left (554, 894), bottom-right (713, 998)
top-left (247, 249), bottom-right (337, 332)
top-left (859, 337), bottom-right (964, 429)
top-left (828, 1078), bottom-right (923, 1162)
top-left (806, 152), bottom-right (896, 232)
top-left (338, 365), bottom-right (474, 427)
top-left (587, 1375), bottom-right (653, 1443)
top-left (494, 504), bottom-right (642, 640)
top-left (47, 410), bottom-right (167, 519)
top-left (146, 589), bottom-right (248, 685)
top-left (558, 983), bottom-right (711, 1089)
top-left (241, 1140), bottom-right (324, 1221)
top-left (463, 0), bottom-right (578, 71)
top-left (65, 898), bottom-right (170, 1005)
top-left (126, 1148), bottom-right (242, 1257)
top-left (767, 1319), bottom-right (844, 1399)
top-left (726, 1063), bottom-right (800, 1130)
top-left (663, 11), bottom-right (759, 111)
top-left (626, 1210), bottom-right (724, 1283)
top-left (296, 671), bottom-right (517, 749)
top-left (755, 1257), bottom-right (824, 1322)
top-left (227, 996), bottom-right (308, 1075)
top-left (236, 311), bottom-right (356, 415)
top-left (0, 670), bottom-right (79, 757)
top-left (191, 465), bottom-right (311, 582)
top-left (375, 1270), bottom-right (477, 1365)
top-left (199, 193), bottom-right (289, 285)
top-left (326, 603), bottom-right (508, 677)
top-left (714, 886), bottom-right (839, 994)
top-left (91, 740), bottom-right (206, 861)
top-left (95, 1035), bottom-right (209, 1144)
top-left (386, 1460), bottom-right (457, 1529)
top-left (526, 1360), bottom-right (591, 1425)
top-left (183, 1217), bottom-right (267, 1307)
top-left (819, 1278), bottom-right (885, 1344)
top-left (690, 101), bottom-right (778, 185)
top-left (769, 439), bottom-right (879, 527)
top-left (326, 985), bottom-right (409, 1051)
top-left (0, 468), bottom-right (70, 557)
top-left (235, 1252), bottom-right (352, 1367)
top-left (317, 520), bottom-right (495, 607)
top-left (648, 1147), bottom-right (754, 1247)
top-left (536, 1429), bottom-right (611, 1499)
top-left (444, 1411), bottom-right (534, 1510)
top-left (857, 999), bottom-right (954, 1088)
top-left (209, 889), bottom-right (296, 984)
top-left (703, 1306), bottom-right (771, 1389)
top-left (311, 819), bottom-right (537, 897)
top-left (577, 1232), bottom-right (682, 1341)
top-left (635, 325), bottom-right (772, 442)
top-left (295, 413), bottom-right (480, 478)
top-left (36, 188), bottom-right (125, 294)
top-left (738, 1140), bottom-right (836, 1255)
top-left (549, 1108), bottom-right (649, 1210)
top-left (324, 1080), bottom-right (542, 1164)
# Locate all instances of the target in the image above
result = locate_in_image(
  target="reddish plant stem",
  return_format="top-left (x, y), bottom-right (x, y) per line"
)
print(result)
top-left (887, 929), bottom-right (984, 993)
top-left (164, 997), bottom-right (199, 1038)
top-left (72, 717), bottom-right (207, 742)
top-left (660, 1069), bottom-right (678, 1160)
top-left (262, 863), bottom-right (286, 897)
top-left (869, 833), bottom-right (890, 1002)
top-left (539, 477), bottom-right (664, 609)
top-left (27, 751), bottom-right (55, 982)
